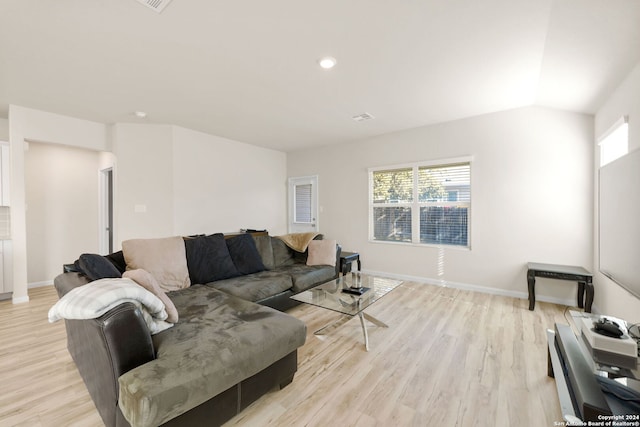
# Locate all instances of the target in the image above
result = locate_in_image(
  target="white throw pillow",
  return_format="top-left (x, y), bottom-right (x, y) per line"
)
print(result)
top-left (122, 236), bottom-right (191, 292)
top-left (306, 239), bottom-right (337, 266)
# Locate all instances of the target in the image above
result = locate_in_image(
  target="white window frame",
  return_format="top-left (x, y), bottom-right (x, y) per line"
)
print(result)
top-left (598, 116), bottom-right (628, 167)
top-left (368, 156), bottom-right (472, 249)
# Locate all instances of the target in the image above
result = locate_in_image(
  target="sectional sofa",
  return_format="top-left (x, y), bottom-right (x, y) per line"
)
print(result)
top-left (52, 232), bottom-right (341, 427)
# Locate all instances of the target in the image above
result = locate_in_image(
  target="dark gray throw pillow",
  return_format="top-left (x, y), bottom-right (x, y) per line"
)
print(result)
top-left (105, 250), bottom-right (127, 274)
top-left (185, 234), bottom-right (240, 284)
top-left (75, 253), bottom-right (123, 281)
top-left (226, 233), bottom-right (266, 275)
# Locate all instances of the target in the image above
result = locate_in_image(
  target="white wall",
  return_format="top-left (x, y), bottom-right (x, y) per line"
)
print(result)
top-left (25, 142), bottom-right (100, 284)
top-left (593, 61), bottom-right (640, 322)
top-left (288, 106), bottom-right (594, 304)
top-left (0, 118), bottom-right (8, 140)
top-left (111, 123), bottom-right (175, 244)
top-left (110, 123), bottom-right (288, 244)
top-left (171, 126), bottom-right (287, 236)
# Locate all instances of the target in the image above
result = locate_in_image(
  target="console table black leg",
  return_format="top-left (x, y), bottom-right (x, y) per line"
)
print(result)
top-left (527, 270), bottom-right (535, 311)
top-left (577, 282), bottom-right (585, 309)
top-left (584, 281), bottom-right (594, 313)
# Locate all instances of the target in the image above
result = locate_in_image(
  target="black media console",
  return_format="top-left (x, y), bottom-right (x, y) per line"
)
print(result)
top-left (548, 314), bottom-right (640, 423)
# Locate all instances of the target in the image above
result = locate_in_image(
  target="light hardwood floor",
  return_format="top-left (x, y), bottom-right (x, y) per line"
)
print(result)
top-left (0, 282), bottom-right (570, 427)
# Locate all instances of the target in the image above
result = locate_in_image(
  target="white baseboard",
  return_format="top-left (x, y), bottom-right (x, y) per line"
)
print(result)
top-left (28, 280), bottom-right (53, 289)
top-left (361, 269), bottom-right (578, 308)
top-left (12, 295), bottom-right (29, 304)
top-left (5, 281), bottom-right (54, 304)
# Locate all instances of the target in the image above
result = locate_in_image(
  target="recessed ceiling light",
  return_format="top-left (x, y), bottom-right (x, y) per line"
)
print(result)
top-left (318, 57), bottom-right (337, 69)
top-left (134, 111), bottom-right (147, 118)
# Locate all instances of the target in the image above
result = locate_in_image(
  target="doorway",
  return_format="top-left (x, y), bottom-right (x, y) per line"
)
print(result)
top-left (100, 168), bottom-right (114, 254)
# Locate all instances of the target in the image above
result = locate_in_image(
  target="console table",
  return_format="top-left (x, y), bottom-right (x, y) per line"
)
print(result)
top-left (527, 262), bottom-right (593, 312)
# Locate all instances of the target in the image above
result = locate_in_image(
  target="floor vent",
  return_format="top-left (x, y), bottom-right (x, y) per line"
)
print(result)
top-left (352, 112), bottom-right (375, 122)
top-left (135, 0), bottom-right (173, 13)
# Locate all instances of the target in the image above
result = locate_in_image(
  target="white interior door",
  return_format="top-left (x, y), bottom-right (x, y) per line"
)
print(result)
top-left (288, 175), bottom-right (318, 233)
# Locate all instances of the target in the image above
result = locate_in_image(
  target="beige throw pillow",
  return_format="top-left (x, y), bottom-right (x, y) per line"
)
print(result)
top-left (306, 239), bottom-right (337, 266)
top-left (123, 269), bottom-right (179, 323)
top-left (122, 236), bottom-right (191, 292)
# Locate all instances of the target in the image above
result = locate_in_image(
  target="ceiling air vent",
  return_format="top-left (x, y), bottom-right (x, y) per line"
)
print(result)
top-left (135, 0), bottom-right (173, 13)
top-left (352, 112), bottom-right (375, 122)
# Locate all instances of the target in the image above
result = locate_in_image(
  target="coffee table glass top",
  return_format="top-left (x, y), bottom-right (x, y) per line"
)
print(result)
top-left (291, 274), bottom-right (403, 316)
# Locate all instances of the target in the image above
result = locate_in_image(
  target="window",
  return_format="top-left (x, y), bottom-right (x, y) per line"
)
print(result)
top-left (369, 159), bottom-right (471, 247)
top-left (294, 183), bottom-right (312, 223)
top-left (599, 116), bottom-right (628, 167)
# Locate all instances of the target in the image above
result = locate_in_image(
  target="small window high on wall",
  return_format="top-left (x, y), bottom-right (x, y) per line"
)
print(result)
top-left (599, 116), bottom-right (628, 167)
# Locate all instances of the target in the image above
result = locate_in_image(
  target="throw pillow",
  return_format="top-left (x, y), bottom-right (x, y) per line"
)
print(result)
top-left (105, 250), bottom-right (127, 274)
top-left (75, 253), bottom-right (122, 281)
top-left (184, 234), bottom-right (240, 284)
top-left (306, 239), bottom-right (337, 266)
top-left (122, 236), bottom-right (191, 292)
top-left (226, 233), bottom-right (266, 275)
top-left (252, 235), bottom-right (275, 270)
top-left (123, 269), bottom-right (179, 323)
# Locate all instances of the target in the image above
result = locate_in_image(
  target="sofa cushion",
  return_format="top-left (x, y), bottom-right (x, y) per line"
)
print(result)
top-left (123, 236), bottom-right (191, 292)
top-left (75, 253), bottom-right (122, 281)
top-left (306, 239), bottom-right (337, 266)
top-left (226, 234), bottom-right (265, 275)
top-left (252, 235), bottom-right (275, 270)
top-left (185, 234), bottom-right (239, 284)
top-left (124, 269), bottom-right (179, 323)
top-left (118, 285), bottom-right (306, 427)
top-left (272, 238), bottom-right (295, 267)
top-left (277, 263), bottom-right (337, 293)
top-left (206, 270), bottom-right (293, 302)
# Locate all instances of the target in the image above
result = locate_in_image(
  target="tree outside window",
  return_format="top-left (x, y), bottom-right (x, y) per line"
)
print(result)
top-left (370, 161), bottom-right (470, 247)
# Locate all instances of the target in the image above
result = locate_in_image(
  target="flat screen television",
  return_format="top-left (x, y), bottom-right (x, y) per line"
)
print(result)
top-left (598, 148), bottom-right (640, 298)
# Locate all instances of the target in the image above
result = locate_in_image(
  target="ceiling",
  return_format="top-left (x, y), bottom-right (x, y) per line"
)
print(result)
top-left (1, 0), bottom-right (639, 152)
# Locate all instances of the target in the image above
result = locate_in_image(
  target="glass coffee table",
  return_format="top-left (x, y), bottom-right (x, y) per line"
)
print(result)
top-left (291, 273), bottom-right (403, 351)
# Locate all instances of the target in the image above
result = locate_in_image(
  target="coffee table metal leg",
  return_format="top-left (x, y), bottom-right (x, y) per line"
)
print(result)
top-left (358, 312), bottom-right (369, 351)
top-left (314, 311), bottom-right (389, 351)
top-left (363, 312), bottom-right (388, 328)
top-left (360, 312), bottom-right (389, 351)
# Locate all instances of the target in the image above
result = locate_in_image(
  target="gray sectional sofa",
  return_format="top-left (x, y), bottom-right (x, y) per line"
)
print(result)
top-left (53, 232), bottom-right (341, 427)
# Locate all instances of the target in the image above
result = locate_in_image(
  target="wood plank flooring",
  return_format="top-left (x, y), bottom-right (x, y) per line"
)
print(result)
top-left (0, 282), bottom-right (569, 427)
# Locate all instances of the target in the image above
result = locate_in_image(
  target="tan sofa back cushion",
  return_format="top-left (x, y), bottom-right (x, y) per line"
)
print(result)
top-left (122, 236), bottom-right (191, 292)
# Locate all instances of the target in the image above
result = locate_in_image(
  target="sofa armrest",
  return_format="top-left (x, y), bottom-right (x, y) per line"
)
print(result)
top-left (54, 273), bottom-right (156, 427)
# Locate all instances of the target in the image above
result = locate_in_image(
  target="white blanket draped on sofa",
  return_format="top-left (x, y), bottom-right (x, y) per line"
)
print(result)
top-left (48, 277), bottom-right (173, 334)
